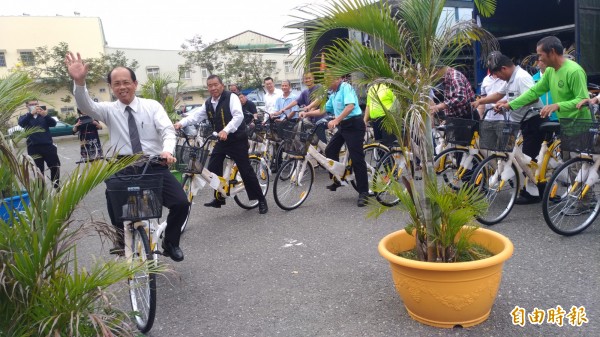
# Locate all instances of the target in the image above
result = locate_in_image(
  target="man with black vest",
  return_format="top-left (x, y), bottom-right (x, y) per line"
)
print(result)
top-left (175, 75), bottom-right (268, 214)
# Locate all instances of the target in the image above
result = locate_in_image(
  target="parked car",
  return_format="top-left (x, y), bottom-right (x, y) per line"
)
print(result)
top-left (176, 104), bottom-right (203, 117)
top-left (255, 101), bottom-right (266, 113)
top-left (7, 117), bottom-right (74, 138)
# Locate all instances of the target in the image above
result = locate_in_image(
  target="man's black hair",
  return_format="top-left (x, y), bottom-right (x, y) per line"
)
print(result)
top-left (106, 67), bottom-right (137, 84)
top-left (537, 36), bottom-right (564, 56)
top-left (263, 77), bottom-right (274, 83)
top-left (207, 74), bottom-right (223, 84)
top-left (489, 54), bottom-right (514, 73)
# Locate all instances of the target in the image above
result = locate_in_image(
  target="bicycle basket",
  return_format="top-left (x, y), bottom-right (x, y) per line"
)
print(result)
top-left (559, 118), bottom-right (600, 154)
top-left (273, 120), bottom-right (296, 140)
top-left (478, 120), bottom-right (521, 152)
top-left (183, 124), bottom-right (198, 137)
top-left (106, 174), bottom-right (163, 221)
top-left (175, 143), bottom-right (210, 174)
top-left (444, 118), bottom-right (478, 146)
top-left (197, 122), bottom-right (213, 138)
top-left (281, 121), bottom-right (316, 156)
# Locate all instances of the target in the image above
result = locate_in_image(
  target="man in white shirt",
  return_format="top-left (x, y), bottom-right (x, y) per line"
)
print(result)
top-left (472, 53), bottom-right (545, 204)
top-left (478, 73), bottom-right (507, 120)
top-left (174, 75), bottom-right (268, 214)
top-left (65, 51), bottom-right (188, 262)
top-left (262, 77), bottom-right (282, 118)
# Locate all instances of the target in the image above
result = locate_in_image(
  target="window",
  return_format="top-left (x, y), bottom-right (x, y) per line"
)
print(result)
top-left (201, 68), bottom-right (209, 78)
top-left (266, 60), bottom-right (277, 69)
top-left (183, 96), bottom-right (193, 101)
top-left (60, 107), bottom-right (75, 113)
top-left (146, 67), bottom-right (160, 78)
top-left (99, 88), bottom-right (106, 93)
top-left (284, 61), bottom-right (293, 73)
top-left (20, 51), bottom-right (35, 66)
top-left (179, 66), bottom-right (191, 79)
top-left (0, 52), bottom-right (6, 67)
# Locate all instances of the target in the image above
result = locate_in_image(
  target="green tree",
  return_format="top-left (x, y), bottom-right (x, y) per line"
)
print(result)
top-left (298, 0), bottom-right (497, 262)
top-left (26, 42), bottom-right (138, 102)
top-left (180, 35), bottom-right (276, 90)
top-left (140, 73), bottom-right (183, 122)
top-left (0, 72), bottom-right (39, 133)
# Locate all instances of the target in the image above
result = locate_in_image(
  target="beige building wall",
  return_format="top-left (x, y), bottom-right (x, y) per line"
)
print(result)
top-left (105, 47), bottom-right (207, 107)
top-left (0, 16), bottom-right (108, 120)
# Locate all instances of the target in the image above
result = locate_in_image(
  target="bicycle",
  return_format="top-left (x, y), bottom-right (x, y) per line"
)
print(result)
top-left (104, 156), bottom-right (168, 333)
top-left (469, 107), bottom-right (562, 225)
top-left (433, 117), bottom-right (484, 190)
top-left (175, 123), bottom-right (213, 233)
top-left (175, 131), bottom-right (270, 220)
top-left (272, 119), bottom-right (389, 210)
top-left (542, 116), bottom-right (600, 236)
top-left (372, 114), bottom-right (481, 207)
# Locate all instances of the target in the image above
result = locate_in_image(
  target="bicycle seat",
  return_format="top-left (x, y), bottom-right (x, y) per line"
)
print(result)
top-left (539, 121), bottom-right (560, 134)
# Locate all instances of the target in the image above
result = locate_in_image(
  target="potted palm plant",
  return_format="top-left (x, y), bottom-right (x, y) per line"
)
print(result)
top-left (295, 0), bottom-right (513, 328)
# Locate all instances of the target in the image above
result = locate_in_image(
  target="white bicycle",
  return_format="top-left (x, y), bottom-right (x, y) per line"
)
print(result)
top-left (105, 156), bottom-right (170, 333)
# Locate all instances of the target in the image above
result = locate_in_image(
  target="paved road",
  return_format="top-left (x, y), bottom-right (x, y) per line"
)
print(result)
top-left (53, 136), bottom-right (599, 337)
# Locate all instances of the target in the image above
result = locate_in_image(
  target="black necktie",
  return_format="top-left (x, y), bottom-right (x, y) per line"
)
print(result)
top-left (126, 106), bottom-right (143, 154)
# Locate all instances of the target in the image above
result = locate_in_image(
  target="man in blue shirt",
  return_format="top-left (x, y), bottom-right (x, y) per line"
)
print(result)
top-left (304, 75), bottom-right (369, 207)
top-left (272, 80), bottom-right (299, 120)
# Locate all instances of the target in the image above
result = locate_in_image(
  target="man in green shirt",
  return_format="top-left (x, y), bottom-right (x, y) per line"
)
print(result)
top-left (497, 36), bottom-right (590, 119)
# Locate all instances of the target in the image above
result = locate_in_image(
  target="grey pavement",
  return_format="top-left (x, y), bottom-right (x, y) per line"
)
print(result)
top-left (51, 137), bottom-right (599, 337)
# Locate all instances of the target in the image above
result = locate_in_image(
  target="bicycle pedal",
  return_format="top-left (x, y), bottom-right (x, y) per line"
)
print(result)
top-left (229, 179), bottom-right (240, 185)
top-left (153, 250), bottom-right (164, 255)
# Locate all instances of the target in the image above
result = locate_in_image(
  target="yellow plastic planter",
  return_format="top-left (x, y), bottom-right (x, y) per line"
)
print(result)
top-left (378, 227), bottom-right (513, 328)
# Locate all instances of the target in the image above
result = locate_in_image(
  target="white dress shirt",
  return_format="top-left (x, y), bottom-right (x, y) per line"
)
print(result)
top-left (480, 74), bottom-right (507, 121)
top-left (73, 84), bottom-right (176, 156)
top-left (263, 88), bottom-right (283, 114)
top-left (179, 93), bottom-right (244, 134)
top-left (497, 66), bottom-right (543, 122)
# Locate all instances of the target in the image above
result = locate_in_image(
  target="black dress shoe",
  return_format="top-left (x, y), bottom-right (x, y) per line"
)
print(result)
top-left (109, 236), bottom-right (125, 256)
top-left (326, 181), bottom-right (342, 191)
top-left (258, 199), bottom-right (268, 214)
top-left (162, 240), bottom-right (184, 262)
top-left (357, 192), bottom-right (369, 207)
top-left (109, 243), bottom-right (125, 257)
top-left (204, 198), bottom-right (226, 208)
top-left (514, 190), bottom-right (541, 205)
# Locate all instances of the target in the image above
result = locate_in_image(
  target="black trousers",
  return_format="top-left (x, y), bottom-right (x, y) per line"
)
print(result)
top-left (371, 117), bottom-right (397, 147)
top-left (207, 136), bottom-right (264, 201)
top-left (325, 116), bottom-right (368, 194)
top-left (105, 164), bottom-right (189, 247)
top-left (28, 143), bottom-right (60, 188)
top-left (521, 115), bottom-right (548, 160)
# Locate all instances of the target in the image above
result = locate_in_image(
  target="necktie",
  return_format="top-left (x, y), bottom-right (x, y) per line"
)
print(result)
top-left (125, 106), bottom-right (143, 154)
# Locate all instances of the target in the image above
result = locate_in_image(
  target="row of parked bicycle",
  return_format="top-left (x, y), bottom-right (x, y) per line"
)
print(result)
top-left (430, 105), bottom-right (600, 237)
top-left (174, 105), bottom-right (600, 237)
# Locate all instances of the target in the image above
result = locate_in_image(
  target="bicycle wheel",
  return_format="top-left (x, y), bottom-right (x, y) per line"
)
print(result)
top-left (351, 143), bottom-right (390, 192)
top-left (234, 157), bottom-right (270, 209)
top-left (373, 151), bottom-right (411, 207)
top-left (542, 157), bottom-right (600, 236)
top-left (275, 140), bottom-right (295, 179)
top-left (470, 154), bottom-right (519, 225)
top-left (129, 226), bottom-right (156, 333)
top-left (434, 147), bottom-right (482, 191)
top-left (274, 158), bottom-right (314, 210)
top-left (180, 174), bottom-right (194, 233)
